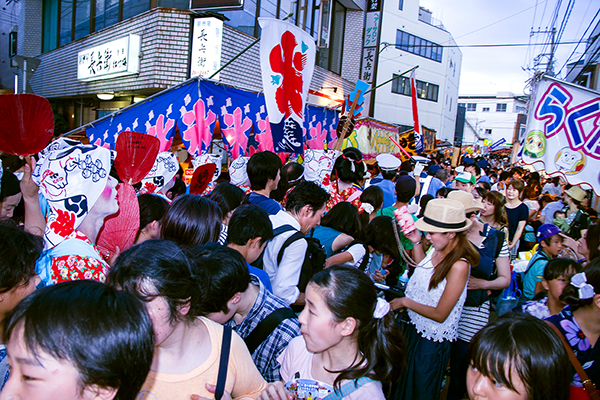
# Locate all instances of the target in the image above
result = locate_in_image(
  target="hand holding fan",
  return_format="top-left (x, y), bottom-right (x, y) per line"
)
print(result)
top-left (0, 94), bottom-right (54, 156)
top-left (114, 131), bottom-right (160, 184)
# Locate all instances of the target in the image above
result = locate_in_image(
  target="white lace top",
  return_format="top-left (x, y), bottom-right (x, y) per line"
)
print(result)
top-left (405, 250), bottom-right (468, 343)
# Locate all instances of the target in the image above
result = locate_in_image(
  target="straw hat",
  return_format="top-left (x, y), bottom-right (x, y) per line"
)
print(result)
top-left (447, 190), bottom-right (484, 213)
top-left (415, 199), bottom-right (472, 233)
top-left (565, 186), bottom-right (586, 203)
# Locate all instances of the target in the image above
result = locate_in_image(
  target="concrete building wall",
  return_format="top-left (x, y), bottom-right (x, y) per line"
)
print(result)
top-left (373, 0), bottom-right (461, 143)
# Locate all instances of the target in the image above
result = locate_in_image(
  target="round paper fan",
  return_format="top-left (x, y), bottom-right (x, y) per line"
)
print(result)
top-left (0, 94), bottom-right (54, 156)
top-left (189, 163), bottom-right (217, 195)
top-left (114, 131), bottom-right (160, 184)
top-left (96, 183), bottom-right (140, 259)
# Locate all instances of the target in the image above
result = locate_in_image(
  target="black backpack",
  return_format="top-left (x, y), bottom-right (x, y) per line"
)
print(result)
top-left (253, 225), bottom-right (326, 292)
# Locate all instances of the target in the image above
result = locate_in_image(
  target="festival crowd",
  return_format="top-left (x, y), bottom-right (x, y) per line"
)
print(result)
top-left (0, 138), bottom-right (599, 400)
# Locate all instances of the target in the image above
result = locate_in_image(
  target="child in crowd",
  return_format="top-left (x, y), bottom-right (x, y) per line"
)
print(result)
top-left (0, 220), bottom-right (43, 389)
top-left (467, 313), bottom-right (570, 400)
top-left (553, 210), bottom-right (569, 232)
top-left (1, 280), bottom-right (154, 400)
top-left (257, 266), bottom-right (406, 400)
top-left (193, 246), bottom-right (301, 382)
top-left (547, 258), bottom-right (600, 398)
top-left (521, 224), bottom-right (566, 302)
top-left (504, 180), bottom-right (528, 257)
top-left (522, 258), bottom-right (582, 318)
top-left (135, 193), bottom-right (169, 244)
top-left (108, 239), bottom-right (267, 399)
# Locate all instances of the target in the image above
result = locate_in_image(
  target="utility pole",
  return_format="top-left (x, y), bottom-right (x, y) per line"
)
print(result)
top-left (531, 28), bottom-right (557, 76)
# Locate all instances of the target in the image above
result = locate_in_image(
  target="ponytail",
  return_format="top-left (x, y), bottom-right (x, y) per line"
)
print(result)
top-left (309, 266), bottom-right (406, 394)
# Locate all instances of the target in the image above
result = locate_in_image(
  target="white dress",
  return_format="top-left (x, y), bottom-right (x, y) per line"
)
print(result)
top-left (405, 250), bottom-right (468, 343)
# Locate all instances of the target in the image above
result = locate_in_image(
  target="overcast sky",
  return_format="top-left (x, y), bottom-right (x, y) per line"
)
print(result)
top-left (419, 0), bottom-right (599, 96)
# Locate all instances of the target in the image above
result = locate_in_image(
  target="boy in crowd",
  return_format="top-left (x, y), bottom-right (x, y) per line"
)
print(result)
top-left (194, 246), bottom-right (301, 382)
top-left (454, 171), bottom-right (476, 193)
top-left (247, 151), bottom-right (284, 215)
top-left (522, 258), bottom-right (582, 318)
top-left (521, 224), bottom-right (565, 302)
top-left (227, 204), bottom-right (274, 292)
top-left (1, 280), bottom-right (154, 399)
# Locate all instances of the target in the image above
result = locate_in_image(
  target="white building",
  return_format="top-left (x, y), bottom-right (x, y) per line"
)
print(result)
top-left (458, 93), bottom-right (528, 146)
top-left (371, 0), bottom-right (462, 143)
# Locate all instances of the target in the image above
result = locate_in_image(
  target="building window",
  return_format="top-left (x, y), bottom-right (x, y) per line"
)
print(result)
top-left (482, 107), bottom-right (490, 112)
top-left (398, 0), bottom-right (403, 10)
top-left (316, 0), bottom-right (345, 74)
top-left (485, 129), bottom-right (492, 135)
top-left (395, 30), bottom-right (442, 62)
top-left (43, 0), bottom-right (150, 52)
top-left (496, 103), bottom-right (507, 112)
top-left (466, 103), bottom-right (476, 111)
top-left (392, 75), bottom-right (439, 102)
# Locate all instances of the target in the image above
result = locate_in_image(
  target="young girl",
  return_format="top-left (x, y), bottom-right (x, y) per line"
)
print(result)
top-left (547, 257), bottom-right (600, 399)
top-left (390, 198), bottom-right (480, 400)
top-left (467, 313), bottom-right (570, 400)
top-left (504, 180), bottom-right (528, 257)
top-left (577, 223), bottom-right (600, 265)
top-left (109, 239), bottom-right (267, 399)
top-left (326, 147), bottom-right (365, 212)
top-left (358, 185), bottom-right (384, 229)
top-left (257, 266), bottom-right (406, 400)
top-left (311, 201), bottom-right (361, 259)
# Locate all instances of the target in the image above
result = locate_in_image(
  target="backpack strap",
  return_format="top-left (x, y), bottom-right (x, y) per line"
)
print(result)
top-left (214, 325), bottom-right (232, 400)
top-left (244, 308), bottom-right (297, 354)
top-left (277, 231), bottom-right (306, 265)
top-left (323, 377), bottom-right (377, 400)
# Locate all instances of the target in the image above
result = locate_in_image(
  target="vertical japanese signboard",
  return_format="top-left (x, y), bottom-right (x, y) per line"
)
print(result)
top-left (77, 35), bottom-right (141, 81)
top-left (360, 0), bottom-right (381, 84)
top-left (190, 17), bottom-right (223, 80)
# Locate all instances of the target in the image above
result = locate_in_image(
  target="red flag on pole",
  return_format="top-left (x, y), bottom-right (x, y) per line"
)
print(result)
top-left (410, 70), bottom-right (424, 153)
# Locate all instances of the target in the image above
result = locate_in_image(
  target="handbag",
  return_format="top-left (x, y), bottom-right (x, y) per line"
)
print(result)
top-left (546, 321), bottom-right (600, 400)
top-left (215, 326), bottom-right (233, 400)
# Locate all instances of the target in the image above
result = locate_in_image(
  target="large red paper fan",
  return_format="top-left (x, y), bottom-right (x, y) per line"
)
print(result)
top-left (114, 131), bottom-right (160, 184)
top-left (0, 94), bottom-right (54, 156)
top-left (97, 183), bottom-right (140, 259)
top-left (190, 163), bottom-right (216, 195)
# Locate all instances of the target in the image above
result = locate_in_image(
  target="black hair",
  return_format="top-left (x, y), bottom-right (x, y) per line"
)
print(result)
top-left (160, 194), bottom-right (222, 247)
top-left (332, 147), bottom-right (365, 184)
top-left (360, 216), bottom-right (400, 260)
top-left (474, 186), bottom-right (487, 199)
top-left (188, 245), bottom-right (251, 314)
top-left (272, 161), bottom-right (304, 202)
top-left (208, 182), bottom-right (247, 221)
top-left (395, 176), bottom-right (416, 203)
top-left (137, 193), bottom-right (169, 232)
top-left (227, 204), bottom-right (273, 246)
top-left (0, 220), bottom-right (42, 294)
top-left (108, 239), bottom-right (205, 323)
top-left (465, 162), bottom-right (481, 176)
top-left (499, 170), bottom-right (511, 182)
top-left (553, 209), bottom-right (566, 219)
top-left (436, 187), bottom-right (453, 198)
top-left (560, 257), bottom-right (600, 309)
top-left (285, 181), bottom-right (329, 215)
top-left (166, 177), bottom-right (186, 200)
top-left (247, 151), bottom-right (282, 191)
top-left (3, 280), bottom-right (154, 400)
top-left (359, 186), bottom-right (384, 229)
top-left (381, 169), bottom-right (397, 180)
top-left (0, 169), bottom-right (20, 201)
top-left (586, 223), bottom-right (600, 262)
top-left (467, 312), bottom-right (570, 400)
top-left (418, 194), bottom-right (434, 218)
top-left (309, 266), bottom-right (406, 393)
top-left (543, 258), bottom-right (582, 282)
top-left (321, 202), bottom-right (361, 238)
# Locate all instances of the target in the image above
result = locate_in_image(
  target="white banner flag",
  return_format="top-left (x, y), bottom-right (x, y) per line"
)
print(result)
top-left (519, 75), bottom-right (600, 195)
top-left (258, 18), bottom-right (316, 153)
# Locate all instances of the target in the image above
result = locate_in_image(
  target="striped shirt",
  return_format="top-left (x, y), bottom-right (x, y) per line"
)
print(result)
top-left (225, 276), bottom-right (301, 382)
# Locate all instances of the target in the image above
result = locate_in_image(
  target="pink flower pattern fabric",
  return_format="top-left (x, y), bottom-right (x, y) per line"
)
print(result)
top-left (394, 206), bottom-right (417, 234)
top-left (50, 231), bottom-right (109, 285)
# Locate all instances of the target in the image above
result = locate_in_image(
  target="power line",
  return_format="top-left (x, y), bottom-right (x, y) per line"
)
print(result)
top-left (383, 40), bottom-right (584, 50)
top-left (557, 7), bottom-right (600, 75)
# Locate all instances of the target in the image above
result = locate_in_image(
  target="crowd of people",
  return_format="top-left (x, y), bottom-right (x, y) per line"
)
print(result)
top-left (0, 138), bottom-right (599, 400)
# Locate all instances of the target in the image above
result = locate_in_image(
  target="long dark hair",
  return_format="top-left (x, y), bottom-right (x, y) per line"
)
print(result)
top-left (430, 231), bottom-right (479, 290)
top-left (309, 266), bottom-right (405, 394)
top-left (160, 194), bottom-right (222, 247)
top-left (467, 313), bottom-right (570, 400)
top-left (320, 201), bottom-right (361, 238)
top-left (360, 216), bottom-right (401, 260)
top-left (484, 191), bottom-right (508, 227)
top-left (560, 257), bottom-right (600, 309)
top-left (585, 223), bottom-right (600, 262)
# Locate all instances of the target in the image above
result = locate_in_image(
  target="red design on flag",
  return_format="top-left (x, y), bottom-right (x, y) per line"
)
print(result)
top-left (50, 209), bottom-right (76, 237)
top-left (269, 31), bottom-right (306, 119)
top-left (182, 99), bottom-right (217, 156)
top-left (222, 107), bottom-right (252, 159)
top-left (148, 115), bottom-right (175, 152)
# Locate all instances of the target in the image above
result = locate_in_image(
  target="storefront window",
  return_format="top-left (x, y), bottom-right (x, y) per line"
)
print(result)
top-left (43, 0), bottom-right (60, 52)
top-left (95, 0), bottom-right (120, 31)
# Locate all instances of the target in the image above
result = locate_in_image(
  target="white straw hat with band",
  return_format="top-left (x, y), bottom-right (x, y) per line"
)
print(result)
top-left (414, 198), bottom-right (472, 233)
top-left (447, 190), bottom-right (484, 213)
